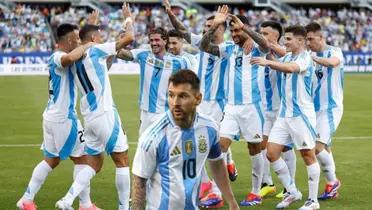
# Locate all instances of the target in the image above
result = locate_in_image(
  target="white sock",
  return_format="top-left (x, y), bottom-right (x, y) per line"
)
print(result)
top-left (225, 147), bottom-right (234, 165)
top-left (210, 180), bottom-right (221, 196)
top-left (283, 149), bottom-right (297, 181)
top-left (262, 149), bottom-right (273, 185)
top-left (23, 160), bottom-right (52, 201)
top-left (317, 150), bottom-right (337, 183)
top-left (116, 167), bottom-right (130, 210)
top-left (201, 167), bottom-right (210, 183)
top-left (271, 158), bottom-right (297, 194)
top-left (63, 166), bottom-right (96, 205)
top-left (251, 152), bottom-right (264, 194)
top-left (306, 162), bottom-right (320, 202)
top-left (329, 151), bottom-right (337, 180)
top-left (74, 165), bottom-right (92, 208)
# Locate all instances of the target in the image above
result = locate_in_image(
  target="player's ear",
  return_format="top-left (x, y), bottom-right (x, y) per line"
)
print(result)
top-left (195, 92), bottom-right (202, 106)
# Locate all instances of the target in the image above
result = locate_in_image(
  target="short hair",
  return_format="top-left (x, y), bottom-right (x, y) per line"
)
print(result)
top-left (79, 24), bottom-right (100, 41)
top-left (56, 23), bottom-right (78, 41)
top-left (207, 15), bottom-right (227, 29)
top-left (305, 22), bottom-right (322, 33)
top-left (229, 15), bottom-right (249, 27)
top-left (261, 21), bottom-right (283, 41)
top-left (284, 25), bottom-right (306, 37)
top-left (167, 29), bottom-right (183, 39)
top-left (168, 70), bottom-right (200, 91)
top-left (148, 27), bottom-right (168, 41)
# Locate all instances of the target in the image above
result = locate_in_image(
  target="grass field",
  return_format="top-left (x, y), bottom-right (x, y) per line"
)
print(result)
top-left (0, 74), bottom-right (371, 210)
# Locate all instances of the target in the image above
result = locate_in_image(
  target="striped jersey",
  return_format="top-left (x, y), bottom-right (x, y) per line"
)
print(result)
top-left (278, 51), bottom-right (316, 118)
top-left (219, 42), bottom-right (266, 105)
top-left (72, 42), bottom-right (117, 121)
top-left (132, 111), bottom-right (223, 210)
top-left (180, 51), bottom-right (198, 73)
top-left (131, 49), bottom-right (191, 113)
top-left (43, 51), bottom-right (77, 122)
top-left (313, 45), bottom-right (344, 112)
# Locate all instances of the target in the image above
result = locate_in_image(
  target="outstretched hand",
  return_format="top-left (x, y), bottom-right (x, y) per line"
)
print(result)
top-left (87, 10), bottom-right (100, 25)
top-left (163, 0), bottom-right (171, 11)
top-left (213, 5), bottom-right (229, 26)
top-left (228, 14), bottom-right (244, 29)
top-left (250, 57), bottom-right (268, 66)
top-left (122, 2), bottom-right (134, 22)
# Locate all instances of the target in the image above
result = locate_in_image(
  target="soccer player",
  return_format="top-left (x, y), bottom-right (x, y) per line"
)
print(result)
top-left (251, 25), bottom-right (320, 210)
top-left (200, 6), bottom-right (272, 206)
top-left (164, 1), bottom-right (237, 207)
top-left (131, 70), bottom-right (240, 210)
top-left (305, 22), bottom-right (343, 200)
top-left (257, 21), bottom-right (297, 199)
top-left (16, 23), bottom-right (97, 210)
top-left (55, 3), bottom-right (134, 210)
top-left (116, 27), bottom-right (192, 134)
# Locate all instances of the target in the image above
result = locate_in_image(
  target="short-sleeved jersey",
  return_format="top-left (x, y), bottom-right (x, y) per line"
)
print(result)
top-left (72, 42), bottom-right (117, 121)
top-left (132, 111), bottom-right (222, 210)
top-left (180, 51), bottom-right (198, 73)
top-left (43, 51), bottom-right (77, 122)
top-left (219, 42), bottom-right (266, 105)
top-left (278, 51), bottom-right (316, 118)
top-left (313, 45), bottom-right (344, 112)
top-left (131, 49), bottom-right (190, 113)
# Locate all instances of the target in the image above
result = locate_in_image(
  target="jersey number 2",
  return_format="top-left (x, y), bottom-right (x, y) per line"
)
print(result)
top-left (182, 158), bottom-right (196, 179)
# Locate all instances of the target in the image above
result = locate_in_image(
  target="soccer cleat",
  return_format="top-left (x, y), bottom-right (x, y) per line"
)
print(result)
top-left (55, 199), bottom-right (74, 210)
top-left (259, 183), bottom-right (276, 197)
top-left (275, 190), bottom-right (302, 209)
top-left (79, 204), bottom-right (102, 210)
top-left (276, 188), bottom-right (287, 199)
top-left (227, 163), bottom-right (238, 182)
top-left (298, 199), bottom-right (320, 210)
top-left (17, 198), bottom-right (37, 210)
top-left (240, 192), bottom-right (262, 206)
top-left (199, 181), bottom-right (212, 199)
top-left (318, 179), bottom-right (341, 200)
top-left (199, 193), bottom-right (224, 209)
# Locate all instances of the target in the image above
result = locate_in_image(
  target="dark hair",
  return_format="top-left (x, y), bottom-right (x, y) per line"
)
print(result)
top-left (285, 25), bottom-right (306, 37)
top-left (305, 22), bottom-right (322, 33)
top-left (207, 15), bottom-right (227, 30)
top-left (168, 70), bottom-right (200, 91)
top-left (148, 27), bottom-right (168, 41)
top-left (261, 21), bottom-right (283, 41)
top-left (56, 23), bottom-right (78, 41)
top-left (79, 24), bottom-right (100, 41)
top-left (229, 15), bottom-right (249, 27)
top-left (167, 29), bottom-right (183, 39)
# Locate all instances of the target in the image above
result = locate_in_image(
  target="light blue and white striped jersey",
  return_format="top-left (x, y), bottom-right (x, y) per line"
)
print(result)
top-left (131, 49), bottom-right (191, 113)
top-left (72, 42), bottom-right (117, 121)
top-left (180, 51), bottom-right (198, 73)
top-left (278, 51), bottom-right (316, 118)
top-left (258, 61), bottom-right (283, 112)
top-left (219, 43), bottom-right (266, 105)
top-left (43, 51), bottom-right (77, 122)
top-left (132, 111), bottom-right (223, 210)
top-left (313, 45), bottom-right (344, 112)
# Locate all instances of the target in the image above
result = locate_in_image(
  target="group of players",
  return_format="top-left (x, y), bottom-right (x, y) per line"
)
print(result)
top-left (16, 1), bottom-right (344, 210)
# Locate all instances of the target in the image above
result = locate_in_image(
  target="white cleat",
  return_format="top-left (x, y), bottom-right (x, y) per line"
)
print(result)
top-left (55, 199), bottom-right (74, 210)
top-left (276, 190), bottom-right (302, 209)
top-left (298, 199), bottom-right (320, 210)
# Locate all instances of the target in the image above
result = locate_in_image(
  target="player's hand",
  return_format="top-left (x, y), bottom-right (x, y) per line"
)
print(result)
top-left (242, 39), bottom-right (253, 55)
top-left (87, 10), bottom-right (99, 25)
top-left (213, 5), bottom-right (229, 26)
top-left (163, 0), bottom-right (171, 11)
top-left (250, 57), bottom-right (268, 66)
top-left (229, 14), bottom-right (244, 29)
top-left (122, 2), bottom-right (134, 22)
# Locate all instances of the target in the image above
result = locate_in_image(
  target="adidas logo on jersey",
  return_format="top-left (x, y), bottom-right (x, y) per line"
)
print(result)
top-left (253, 134), bottom-right (261, 139)
top-left (171, 146), bottom-right (181, 156)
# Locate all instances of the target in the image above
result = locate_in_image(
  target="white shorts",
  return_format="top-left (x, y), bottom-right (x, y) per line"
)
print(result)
top-left (269, 115), bottom-right (317, 150)
top-left (41, 118), bottom-right (85, 160)
top-left (220, 103), bottom-right (264, 143)
top-left (197, 100), bottom-right (224, 126)
top-left (84, 109), bottom-right (128, 155)
top-left (139, 110), bottom-right (164, 135)
top-left (316, 107), bottom-right (343, 145)
top-left (263, 111), bottom-right (279, 136)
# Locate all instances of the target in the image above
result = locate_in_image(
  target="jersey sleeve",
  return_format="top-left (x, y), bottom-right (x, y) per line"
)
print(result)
top-left (294, 52), bottom-right (312, 73)
top-left (52, 51), bottom-right (67, 69)
top-left (130, 48), bottom-right (149, 62)
top-left (132, 133), bottom-right (159, 179)
top-left (190, 33), bottom-right (203, 47)
top-left (91, 42), bottom-right (117, 57)
top-left (206, 126), bottom-right (223, 161)
top-left (331, 47), bottom-right (344, 66)
top-left (183, 53), bottom-right (198, 72)
top-left (218, 42), bottom-right (234, 58)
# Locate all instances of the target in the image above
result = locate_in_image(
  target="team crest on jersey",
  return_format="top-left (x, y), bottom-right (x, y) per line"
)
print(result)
top-left (184, 140), bottom-right (193, 155)
top-left (148, 58), bottom-right (154, 65)
top-left (198, 135), bottom-right (207, 153)
top-left (165, 61), bottom-right (171, 68)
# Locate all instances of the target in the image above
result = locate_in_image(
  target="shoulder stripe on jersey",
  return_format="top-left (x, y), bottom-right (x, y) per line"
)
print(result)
top-left (75, 60), bottom-right (94, 94)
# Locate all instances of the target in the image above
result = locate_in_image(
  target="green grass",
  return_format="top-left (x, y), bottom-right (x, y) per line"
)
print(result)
top-left (0, 74), bottom-right (372, 209)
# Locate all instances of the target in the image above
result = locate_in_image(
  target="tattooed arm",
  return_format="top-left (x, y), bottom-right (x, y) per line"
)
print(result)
top-left (116, 49), bottom-right (134, 61)
top-left (163, 0), bottom-right (191, 43)
top-left (131, 175), bottom-right (147, 210)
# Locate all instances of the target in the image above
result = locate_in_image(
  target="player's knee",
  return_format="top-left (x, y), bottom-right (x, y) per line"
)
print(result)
top-left (111, 151), bottom-right (129, 167)
top-left (70, 156), bottom-right (87, 165)
top-left (315, 142), bottom-right (326, 154)
top-left (247, 142), bottom-right (262, 155)
top-left (219, 138), bottom-right (231, 152)
top-left (300, 149), bottom-right (317, 165)
top-left (44, 157), bottom-right (60, 169)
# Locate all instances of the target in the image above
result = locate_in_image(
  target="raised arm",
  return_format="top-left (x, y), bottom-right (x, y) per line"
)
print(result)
top-left (230, 15), bottom-right (269, 53)
top-left (269, 42), bottom-right (286, 57)
top-left (115, 2), bottom-right (135, 51)
top-left (131, 175), bottom-right (147, 210)
top-left (116, 49), bottom-right (134, 61)
top-left (200, 5), bottom-right (229, 56)
top-left (60, 42), bottom-right (94, 67)
top-left (86, 10), bottom-right (100, 25)
top-left (311, 55), bottom-right (341, 67)
top-left (251, 57), bottom-right (300, 73)
top-left (163, 0), bottom-right (191, 43)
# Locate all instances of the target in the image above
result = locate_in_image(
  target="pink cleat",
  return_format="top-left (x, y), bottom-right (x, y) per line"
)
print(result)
top-left (16, 198), bottom-right (37, 210)
top-left (79, 204), bottom-right (102, 210)
top-left (199, 181), bottom-right (212, 199)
